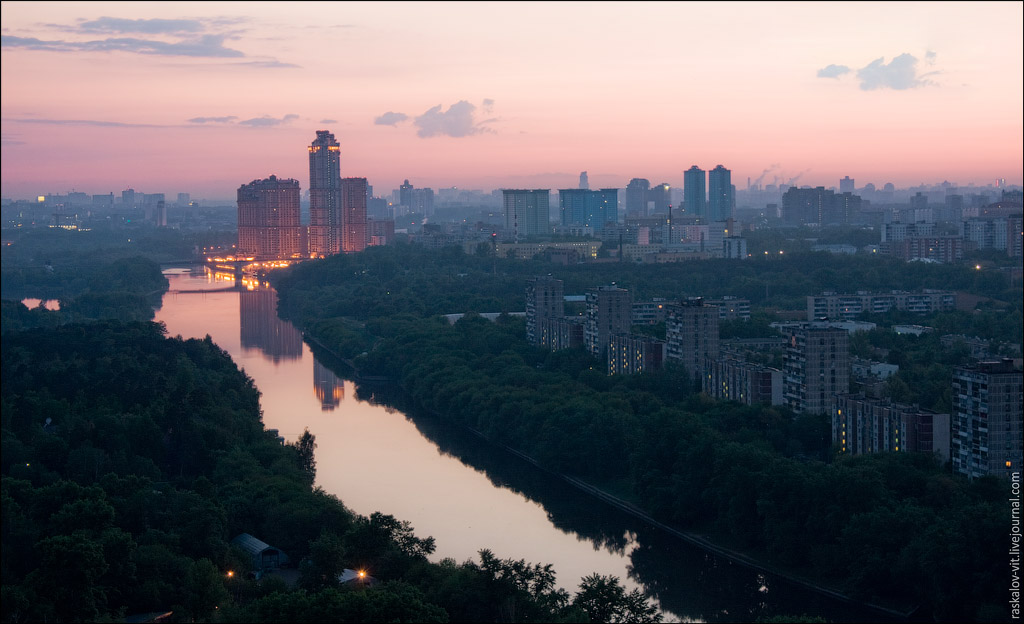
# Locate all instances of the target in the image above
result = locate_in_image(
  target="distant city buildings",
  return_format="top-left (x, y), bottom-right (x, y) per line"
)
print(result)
top-left (625, 178), bottom-right (651, 217)
top-left (779, 186), bottom-right (862, 226)
top-left (648, 183), bottom-right (672, 215)
top-left (236, 175), bottom-right (303, 260)
top-left (951, 360), bottom-right (1022, 480)
top-left (806, 290), bottom-right (957, 320)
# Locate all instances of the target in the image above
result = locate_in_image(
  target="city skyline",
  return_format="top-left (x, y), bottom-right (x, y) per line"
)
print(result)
top-left (2, 1), bottom-right (1022, 199)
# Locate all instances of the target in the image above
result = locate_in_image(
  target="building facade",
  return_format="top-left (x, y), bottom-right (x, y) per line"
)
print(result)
top-left (951, 360), bottom-right (1023, 480)
top-left (806, 290), bottom-right (957, 320)
top-left (308, 130), bottom-right (342, 256)
top-left (625, 178), bottom-right (651, 217)
top-left (584, 285), bottom-right (632, 358)
top-left (526, 276), bottom-right (564, 346)
top-left (608, 334), bottom-right (665, 376)
top-left (783, 324), bottom-right (850, 414)
top-left (833, 393), bottom-right (950, 460)
top-left (683, 166), bottom-right (706, 218)
top-left (665, 298), bottom-right (720, 383)
top-left (503, 190), bottom-right (550, 240)
top-left (703, 353), bottom-right (783, 406)
top-left (708, 165), bottom-right (734, 222)
top-left (559, 188), bottom-right (619, 233)
top-left (341, 177), bottom-right (368, 253)
top-left (236, 175), bottom-right (303, 260)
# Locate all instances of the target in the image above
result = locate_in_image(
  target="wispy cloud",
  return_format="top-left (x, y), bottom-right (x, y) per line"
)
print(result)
top-left (1, 134), bottom-right (26, 146)
top-left (76, 17), bottom-right (205, 35)
top-left (235, 59), bottom-right (300, 69)
top-left (320, 118), bottom-right (338, 124)
top-left (1, 34), bottom-right (244, 58)
top-left (4, 15), bottom-right (293, 66)
top-left (374, 111), bottom-right (409, 126)
top-left (238, 114), bottom-right (299, 127)
top-left (187, 116), bottom-right (238, 124)
top-left (2, 117), bottom-right (171, 128)
top-left (816, 64), bottom-right (850, 79)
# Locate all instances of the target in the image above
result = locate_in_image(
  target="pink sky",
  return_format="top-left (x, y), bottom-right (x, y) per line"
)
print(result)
top-left (2, 1), bottom-right (1022, 200)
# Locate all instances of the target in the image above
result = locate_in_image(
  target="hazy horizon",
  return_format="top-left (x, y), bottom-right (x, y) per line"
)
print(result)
top-left (2, 1), bottom-right (1022, 199)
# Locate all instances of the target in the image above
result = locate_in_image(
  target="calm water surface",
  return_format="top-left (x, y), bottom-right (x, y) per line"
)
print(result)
top-left (155, 269), bottom-right (893, 623)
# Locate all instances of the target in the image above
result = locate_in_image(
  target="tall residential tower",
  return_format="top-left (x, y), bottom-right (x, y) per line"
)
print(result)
top-left (309, 130), bottom-right (342, 256)
top-left (684, 166), bottom-right (706, 219)
top-left (708, 165), bottom-right (734, 222)
top-left (237, 175), bottom-right (303, 260)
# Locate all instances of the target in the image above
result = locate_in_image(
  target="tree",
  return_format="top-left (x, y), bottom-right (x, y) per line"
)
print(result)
top-left (183, 558), bottom-right (230, 621)
top-left (295, 428), bottom-right (317, 482)
top-left (572, 573), bottom-right (661, 623)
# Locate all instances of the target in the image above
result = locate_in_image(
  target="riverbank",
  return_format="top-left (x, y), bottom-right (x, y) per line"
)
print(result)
top-left (305, 329), bottom-right (912, 621)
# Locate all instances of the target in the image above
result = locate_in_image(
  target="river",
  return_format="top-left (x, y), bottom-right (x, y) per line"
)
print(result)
top-left (154, 268), bottom-right (894, 623)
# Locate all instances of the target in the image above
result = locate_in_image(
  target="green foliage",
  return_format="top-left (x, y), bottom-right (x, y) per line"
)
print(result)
top-left (274, 243), bottom-right (1012, 621)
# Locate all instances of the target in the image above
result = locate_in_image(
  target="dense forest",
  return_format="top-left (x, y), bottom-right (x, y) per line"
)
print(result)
top-left (0, 227), bottom-right (212, 330)
top-left (271, 243), bottom-right (1016, 621)
top-left (1, 322), bottom-right (665, 623)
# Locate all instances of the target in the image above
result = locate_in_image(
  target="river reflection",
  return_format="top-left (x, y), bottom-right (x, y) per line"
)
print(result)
top-left (156, 269), bottom-right (894, 623)
top-left (240, 287), bottom-right (303, 363)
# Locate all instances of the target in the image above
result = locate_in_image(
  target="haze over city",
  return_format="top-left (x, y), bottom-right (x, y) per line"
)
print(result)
top-left (2, 1), bottom-right (1022, 201)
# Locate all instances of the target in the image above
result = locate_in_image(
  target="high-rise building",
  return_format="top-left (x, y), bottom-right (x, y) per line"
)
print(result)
top-left (781, 186), bottom-right (860, 226)
top-left (665, 298), bottom-right (719, 383)
top-left (584, 285), bottom-right (632, 358)
top-left (341, 177), bottom-right (368, 253)
top-left (951, 360), bottom-right (1022, 480)
top-left (783, 324), bottom-right (850, 414)
top-left (708, 165), bottom-right (734, 222)
top-left (839, 176), bottom-right (855, 194)
top-left (683, 166), bottom-right (706, 218)
top-left (559, 188), bottom-right (618, 232)
top-left (502, 190), bottom-right (550, 240)
top-left (237, 175), bottom-right (303, 260)
top-left (579, 171), bottom-right (590, 190)
top-left (648, 183), bottom-right (672, 214)
top-left (526, 276), bottom-right (564, 346)
top-left (399, 179), bottom-right (414, 212)
top-left (308, 130), bottom-right (342, 256)
top-left (625, 178), bottom-right (650, 217)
